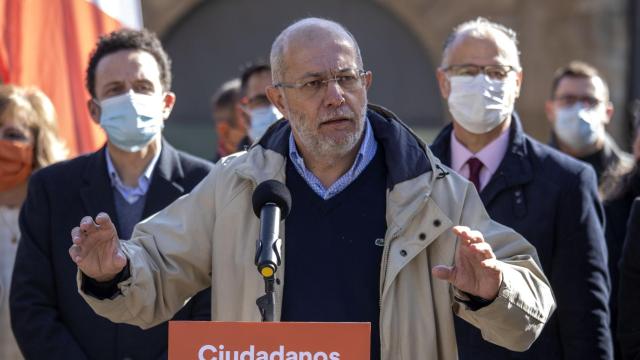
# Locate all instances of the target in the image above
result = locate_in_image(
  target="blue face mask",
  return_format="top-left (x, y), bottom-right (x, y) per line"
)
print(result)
top-left (249, 105), bottom-right (282, 141)
top-left (99, 91), bottom-right (165, 152)
top-left (553, 103), bottom-right (605, 153)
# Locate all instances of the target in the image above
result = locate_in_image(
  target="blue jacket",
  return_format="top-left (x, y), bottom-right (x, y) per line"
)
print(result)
top-left (430, 115), bottom-right (612, 359)
top-left (10, 140), bottom-right (212, 360)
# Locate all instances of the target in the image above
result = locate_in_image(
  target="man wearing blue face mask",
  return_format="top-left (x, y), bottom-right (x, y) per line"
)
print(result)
top-left (549, 62), bottom-right (636, 359)
top-left (546, 61), bottom-right (633, 188)
top-left (430, 18), bottom-right (612, 360)
top-left (240, 61), bottom-right (282, 142)
top-left (10, 29), bottom-right (212, 359)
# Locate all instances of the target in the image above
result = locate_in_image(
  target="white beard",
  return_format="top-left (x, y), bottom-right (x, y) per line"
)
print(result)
top-left (289, 102), bottom-right (367, 160)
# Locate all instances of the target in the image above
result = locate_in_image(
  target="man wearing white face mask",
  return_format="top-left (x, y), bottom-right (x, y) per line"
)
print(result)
top-left (546, 61), bottom-right (633, 187)
top-left (240, 61), bottom-right (282, 142)
top-left (430, 18), bottom-right (612, 360)
top-left (9, 29), bottom-right (212, 359)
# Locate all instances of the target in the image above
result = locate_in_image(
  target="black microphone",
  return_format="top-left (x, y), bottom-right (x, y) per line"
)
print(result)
top-left (252, 180), bottom-right (292, 279)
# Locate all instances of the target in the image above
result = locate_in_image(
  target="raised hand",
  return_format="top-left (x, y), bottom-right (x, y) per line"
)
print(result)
top-left (432, 225), bottom-right (503, 300)
top-left (69, 212), bottom-right (127, 282)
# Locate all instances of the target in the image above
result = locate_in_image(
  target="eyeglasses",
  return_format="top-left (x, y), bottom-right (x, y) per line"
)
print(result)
top-left (274, 69), bottom-right (367, 99)
top-left (553, 94), bottom-right (602, 108)
top-left (443, 64), bottom-right (519, 81)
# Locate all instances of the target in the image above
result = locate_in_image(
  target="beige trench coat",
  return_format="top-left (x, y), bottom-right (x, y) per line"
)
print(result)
top-left (78, 128), bottom-right (555, 359)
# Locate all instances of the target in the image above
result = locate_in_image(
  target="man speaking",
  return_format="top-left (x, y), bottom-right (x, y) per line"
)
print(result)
top-left (70, 18), bottom-right (555, 359)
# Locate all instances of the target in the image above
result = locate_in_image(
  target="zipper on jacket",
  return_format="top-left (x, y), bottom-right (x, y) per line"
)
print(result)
top-left (379, 228), bottom-right (401, 308)
top-left (378, 229), bottom-right (401, 356)
top-left (379, 243), bottom-right (391, 310)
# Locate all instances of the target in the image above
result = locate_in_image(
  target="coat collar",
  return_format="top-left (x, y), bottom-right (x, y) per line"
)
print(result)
top-left (236, 103), bottom-right (445, 238)
top-left (244, 103), bottom-right (433, 188)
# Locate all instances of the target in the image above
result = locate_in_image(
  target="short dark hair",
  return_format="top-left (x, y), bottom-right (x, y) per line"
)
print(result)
top-left (240, 60), bottom-right (271, 96)
top-left (211, 78), bottom-right (242, 127)
top-left (85, 28), bottom-right (172, 98)
top-left (550, 61), bottom-right (606, 99)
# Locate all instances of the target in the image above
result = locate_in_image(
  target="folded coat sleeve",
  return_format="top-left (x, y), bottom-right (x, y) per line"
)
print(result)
top-left (452, 181), bottom-right (556, 352)
top-left (78, 165), bottom-right (220, 329)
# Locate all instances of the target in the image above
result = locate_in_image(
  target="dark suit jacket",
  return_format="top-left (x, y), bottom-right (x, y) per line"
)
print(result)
top-left (10, 140), bottom-right (213, 360)
top-left (604, 167), bottom-right (640, 359)
top-left (618, 197), bottom-right (640, 360)
top-left (430, 115), bottom-right (612, 359)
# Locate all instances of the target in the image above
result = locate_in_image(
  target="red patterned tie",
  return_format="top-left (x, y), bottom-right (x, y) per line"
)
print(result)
top-left (466, 157), bottom-right (484, 191)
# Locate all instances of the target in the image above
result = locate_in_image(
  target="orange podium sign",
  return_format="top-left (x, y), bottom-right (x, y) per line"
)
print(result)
top-left (169, 321), bottom-right (370, 360)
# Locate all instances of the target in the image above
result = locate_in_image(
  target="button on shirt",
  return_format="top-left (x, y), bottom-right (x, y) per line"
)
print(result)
top-left (288, 118), bottom-right (378, 200)
top-left (105, 147), bottom-right (161, 204)
top-left (450, 127), bottom-right (510, 191)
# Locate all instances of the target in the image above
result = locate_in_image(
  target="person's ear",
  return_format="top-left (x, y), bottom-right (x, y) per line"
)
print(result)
top-left (363, 71), bottom-right (373, 91)
top-left (266, 86), bottom-right (287, 118)
top-left (87, 99), bottom-right (101, 125)
top-left (604, 101), bottom-right (614, 125)
top-left (436, 68), bottom-right (450, 99)
top-left (514, 71), bottom-right (523, 98)
top-left (161, 91), bottom-right (176, 120)
top-left (216, 121), bottom-right (229, 137)
top-left (234, 104), bottom-right (250, 129)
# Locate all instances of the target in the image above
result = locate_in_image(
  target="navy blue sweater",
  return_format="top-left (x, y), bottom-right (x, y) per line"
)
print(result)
top-left (282, 146), bottom-right (387, 360)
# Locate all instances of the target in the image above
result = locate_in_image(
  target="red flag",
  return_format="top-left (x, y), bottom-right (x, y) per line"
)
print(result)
top-left (0, 0), bottom-right (142, 156)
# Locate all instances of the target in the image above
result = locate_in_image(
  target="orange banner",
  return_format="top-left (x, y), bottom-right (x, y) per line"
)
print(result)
top-left (0, 0), bottom-right (133, 156)
top-left (169, 321), bottom-right (371, 360)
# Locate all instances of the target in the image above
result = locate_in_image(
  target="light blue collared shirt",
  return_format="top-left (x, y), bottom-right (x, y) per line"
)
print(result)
top-left (105, 146), bottom-right (161, 204)
top-left (288, 118), bottom-right (378, 200)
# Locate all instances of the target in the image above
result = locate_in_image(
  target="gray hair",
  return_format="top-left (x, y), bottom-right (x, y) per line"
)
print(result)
top-left (441, 17), bottom-right (521, 69)
top-left (270, 17), bottom-right (363, 83)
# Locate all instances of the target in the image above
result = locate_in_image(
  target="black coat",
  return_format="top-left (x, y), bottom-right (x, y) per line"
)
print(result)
top-left (10, 140), bottom-right (213, 360)
top-left (603, 165), bottom-right (640, 359)
top-left (430, 115), bottom-right (612, 359)
top-left (617, 197), bottom-right (640, 360)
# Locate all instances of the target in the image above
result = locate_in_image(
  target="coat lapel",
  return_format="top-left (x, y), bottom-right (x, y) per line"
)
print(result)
top-left (142, 141), bottom-right (186, 217)
top-left (480, 115), bottom-right (533, 208)
top-left (429, 124), bottom-right (453, 168)
top-left (80, 147), bottom-right (119, 229)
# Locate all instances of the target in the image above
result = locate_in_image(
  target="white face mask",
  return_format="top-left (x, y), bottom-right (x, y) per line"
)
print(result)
top-left (447, 74), bottom-right (517, 134)
top-left (553, 103), bottom-right (606, 153)
top-left (249, 105), bottom-right (282, 141)
top-left (99, 91), bottom-right (166, 152)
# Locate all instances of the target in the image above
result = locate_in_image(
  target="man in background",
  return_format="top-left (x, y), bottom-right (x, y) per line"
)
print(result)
top-left (211, 78), bottom-right (250, 161)
top-left (10, 29), bottom-right (212, 359)
top-left (430, 17), bottom-right (611, 359)
top-left (240, 61), bottom-right (281, 141)
top-left (546, 61), bottom-right (633, 186)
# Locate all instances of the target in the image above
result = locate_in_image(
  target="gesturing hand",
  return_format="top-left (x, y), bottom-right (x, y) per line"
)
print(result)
top-left (69, 212), bottom-right (127, 282)
top-left (432, 225), bottom-right (503, 300)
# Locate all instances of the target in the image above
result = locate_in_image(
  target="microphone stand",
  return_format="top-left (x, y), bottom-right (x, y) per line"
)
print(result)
top-left (256, 276), bottom-right (276, 322)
